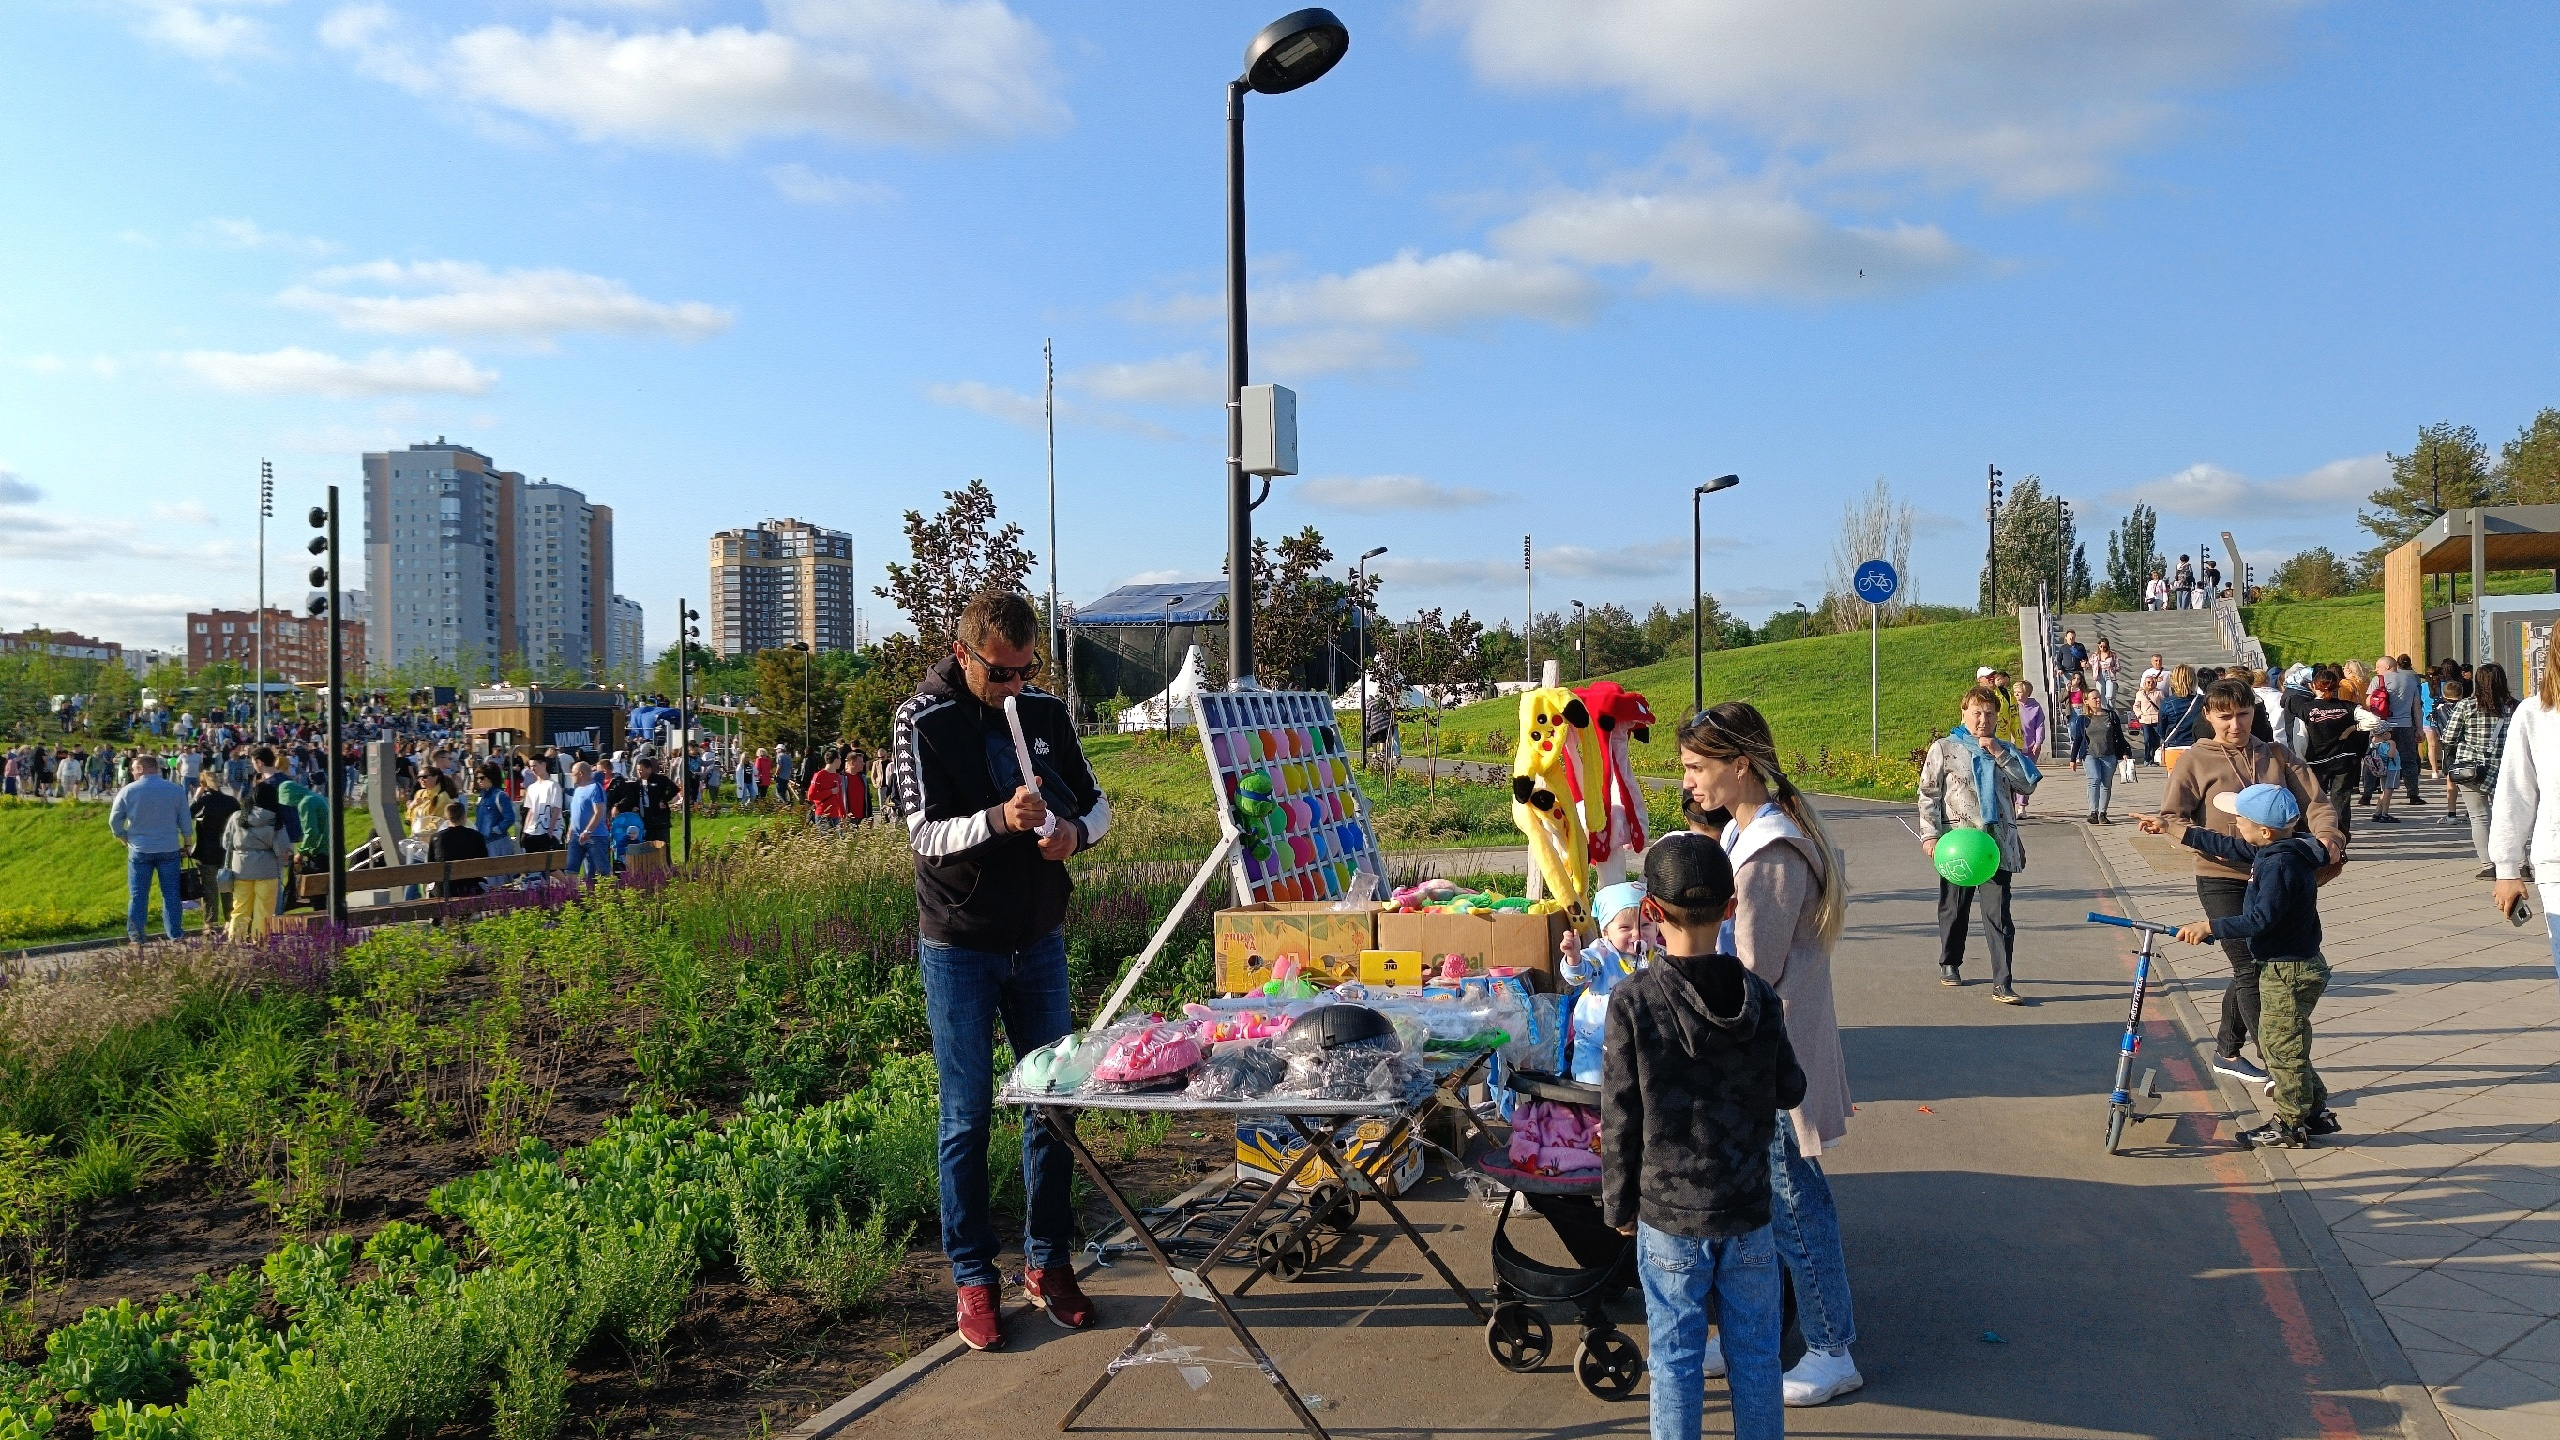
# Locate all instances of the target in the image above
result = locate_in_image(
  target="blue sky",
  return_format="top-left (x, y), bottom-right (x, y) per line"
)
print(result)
top-left (4, 1), bottom-right (2555, 654)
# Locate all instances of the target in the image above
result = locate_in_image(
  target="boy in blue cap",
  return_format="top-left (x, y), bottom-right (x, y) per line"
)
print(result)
top-left (2158, 783), bottom-right (2340, 1148)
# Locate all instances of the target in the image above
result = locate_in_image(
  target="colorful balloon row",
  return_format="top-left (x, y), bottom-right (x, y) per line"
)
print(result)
top-left (1240, 820), bottom-right (1371, 883)
top-left (1245, 850), bottom-right (1368, 902)
top-left (1210, 722), bottom-right (1340, 771)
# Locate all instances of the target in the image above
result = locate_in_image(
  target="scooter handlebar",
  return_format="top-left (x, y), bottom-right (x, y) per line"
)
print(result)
top-left (2087, 911), bottom-right (2183, 938)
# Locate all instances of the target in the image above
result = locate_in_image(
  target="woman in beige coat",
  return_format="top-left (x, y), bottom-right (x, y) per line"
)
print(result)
top-left (1677, 700), bottom-right (1863, 1407)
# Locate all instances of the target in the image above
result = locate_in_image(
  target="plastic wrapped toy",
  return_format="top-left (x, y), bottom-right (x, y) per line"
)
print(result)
top-left (1009, 1030), bottom-right (1104, 1096)
top-left (1181, 1002), bottom-right (1294, 1043)
top-left (1185, 1042), bottom-right (1288, 1102)
top-left (1270, 1004), bottom-right (1431, 1103)
top-left (1261, 953), bottom-right (1319, 1000)
top-left (1088, 1020), bottom-right (1207, 1094)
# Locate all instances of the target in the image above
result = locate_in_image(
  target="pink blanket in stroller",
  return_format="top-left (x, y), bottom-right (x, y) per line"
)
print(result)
top-left (1507, 1097), bottom-right (1602, 1176)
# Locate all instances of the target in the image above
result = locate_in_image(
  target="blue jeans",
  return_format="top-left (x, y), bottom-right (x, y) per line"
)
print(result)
top-left (922, 927), bottom-right (1076, 1289)
top-left (127, 850), bottom-right (184, 941)
top-left (2086, 763), bottom-right (2116, 816)
top-left (1769, 1124), bottom-right (1856, 1353)
top-left (570, 835), bottom-right (614, 878)
top-left (1639, 1221), bottom-right (1783, 1440)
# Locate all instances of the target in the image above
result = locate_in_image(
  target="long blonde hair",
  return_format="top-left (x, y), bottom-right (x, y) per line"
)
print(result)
top-left (2340, 659), bottom-right (2368, 703)
top-left (1677, 701), bottom-right (1848, 949)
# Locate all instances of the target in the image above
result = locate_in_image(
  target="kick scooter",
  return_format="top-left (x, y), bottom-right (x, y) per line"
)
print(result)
top-left (2086, 912), bottom-right (2174, 1154)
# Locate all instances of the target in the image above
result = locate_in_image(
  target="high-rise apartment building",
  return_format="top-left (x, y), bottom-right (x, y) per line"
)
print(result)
top-left (708, 518), bottom-right (856, 657)
top-left (607, 595), bottom-right (645, 682)
top-left (363, 440), bottom-right (619, 678)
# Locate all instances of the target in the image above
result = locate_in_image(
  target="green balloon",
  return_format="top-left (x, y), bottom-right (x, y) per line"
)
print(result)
top-left (1933, 827), bottom-right (2002, 887)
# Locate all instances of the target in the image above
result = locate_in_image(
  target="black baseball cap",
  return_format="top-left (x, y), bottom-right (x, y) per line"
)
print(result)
top-left (1643, 831), bottom-right (1736, 920)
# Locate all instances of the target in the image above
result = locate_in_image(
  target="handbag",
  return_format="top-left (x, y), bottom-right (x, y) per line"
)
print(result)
top-left (2449, 760), bottom-right (2488, 788)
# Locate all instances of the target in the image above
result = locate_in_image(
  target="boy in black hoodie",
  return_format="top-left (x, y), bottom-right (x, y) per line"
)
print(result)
top-left (2161, 783), bottom-right (2340, 1148)
top-left (1602, 833), bottom-right (1806, 1440)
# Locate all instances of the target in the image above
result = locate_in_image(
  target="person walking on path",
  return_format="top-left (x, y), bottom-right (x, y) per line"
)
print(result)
top-left (2013, 681), bottom-right (2046, 766)
top-left (189, 773), bottom-right (238, 931)
top-left (109, 753), bottom-right (193, 944)
top-left (2377, 655), bottom-right (2424, 806)
top-left (2299, 669), bottom-right (2369, 846)
top-left (221, 782), bottom-right (295, 942)
top-left (2490, 655), bottom-right (2560, 990)
top-left (2149, 678), bottom-right (2346, 1087)
top-left (2143, 571), bottom-right (2169, 611)
top-left (520, 763), bottom-right (566, 854)
top-left (1601, 834), bottom-right (1804, 1440)
top-left (1918, 685), bottom-right (2042, 1002)
top-left (2157, 664), bottom-right (2203, 751)
top-left (2094, 640), bottom-right (2119, 706)
top-left (892, 591), bottom-right (1112, 1352)
top-left (2442, 664), bottom-right (2517, 881)
top-left (2082, 693), bottom-right (2129, 823)
top-left (1676, 702), bottom-right (1864, 1407)
top-left (808, 746), bottom-right (846, 830)
top-left (2057, 629), bottom-right (2089, 689)
top-left (567, 761), bottom-right (613, 880)
top-left (2132, 674), bottom-right (2164, 769)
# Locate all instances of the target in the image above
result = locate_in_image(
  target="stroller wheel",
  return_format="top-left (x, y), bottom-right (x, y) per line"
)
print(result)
top-left (1255, 1226), bottom-right (1314, 1283)
top-left (1310, 1182), bottom-right (1361, 1234)
top-left (1485, 1303), bottom-right (1551, 1372)
top-left (1575, 1328), bottom-right (1644, 1401)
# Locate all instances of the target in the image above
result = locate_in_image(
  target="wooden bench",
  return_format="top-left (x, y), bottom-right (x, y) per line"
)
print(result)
top-left (295, 848), bottom-right (569, 905)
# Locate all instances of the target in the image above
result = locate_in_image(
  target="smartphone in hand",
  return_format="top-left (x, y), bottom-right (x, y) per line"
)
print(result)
top-left (2511, 897), bottom-right (2537, 928)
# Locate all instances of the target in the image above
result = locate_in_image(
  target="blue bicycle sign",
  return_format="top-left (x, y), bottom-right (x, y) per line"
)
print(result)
top-left (1853, 559), bottom-right (1899, 605)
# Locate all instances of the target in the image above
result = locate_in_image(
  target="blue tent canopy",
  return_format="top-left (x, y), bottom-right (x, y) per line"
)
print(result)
top-left (1074, 581), bottom-right (1227, 627)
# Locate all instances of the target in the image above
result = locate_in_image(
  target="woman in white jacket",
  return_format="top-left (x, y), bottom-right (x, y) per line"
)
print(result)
top-left (2487, 656), bottom-right (2560, 987)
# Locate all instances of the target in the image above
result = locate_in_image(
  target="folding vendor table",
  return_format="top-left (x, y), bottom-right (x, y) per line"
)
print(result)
top-left (1003, 1052), bottom-right (1496, 1440)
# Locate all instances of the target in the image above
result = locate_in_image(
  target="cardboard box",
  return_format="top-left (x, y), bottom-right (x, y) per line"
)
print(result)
top-left (1236, 1114), bottom-right (1425, 1196)
top-left (1374, 909), bottom-right (1577, 992)
top-left (1215, 902), bottom-right (1378, 994)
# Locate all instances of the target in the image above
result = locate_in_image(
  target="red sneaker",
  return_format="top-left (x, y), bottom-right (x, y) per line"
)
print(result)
top-left (1024, 1266), bottom-right (1097, 1330)
top-left (956, 1283), bottom-right (1004, 1351)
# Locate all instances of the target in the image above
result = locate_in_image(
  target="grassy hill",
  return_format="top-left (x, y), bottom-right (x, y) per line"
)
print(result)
top-left (2243, 573), bottom-right (2555, 670)
top-left (1413, 615), bottom-right (2022, 799)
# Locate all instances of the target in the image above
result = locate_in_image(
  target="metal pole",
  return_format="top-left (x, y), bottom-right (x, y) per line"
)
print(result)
top-left (678, 594), bottom-right (691, 865)
top-left (258, 460), bottom-right (271, 738)
top-left (1870, 599), bottom-right (1880, 756)
top-left (326, 486), bottom-right (346, 929)
top-left (1523, 535), bottom-right (1534, 683)
top-left (1692, 489), bottom-right (1703, 717)
top-left (1575, 600), bottom-right (1587, 682)
top-left (1986, 464), bottom-right (2001, 615)
top-left (1224, 80), bottom-right (1255, 688)
top-left (1045, 338), bottom-right (1062, 689)
top-left (2472, 506), bottom-right (2488, 665)
top-left (1354, 558), bottom-right (1369, 767)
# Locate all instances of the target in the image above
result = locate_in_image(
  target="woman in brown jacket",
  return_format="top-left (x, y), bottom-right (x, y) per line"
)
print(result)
top-left (1678, 701), bottom-right (1863, 1407)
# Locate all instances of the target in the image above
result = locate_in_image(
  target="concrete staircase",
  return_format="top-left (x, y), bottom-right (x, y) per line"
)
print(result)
top-left (2049, 608), bottom-right (2245, 724)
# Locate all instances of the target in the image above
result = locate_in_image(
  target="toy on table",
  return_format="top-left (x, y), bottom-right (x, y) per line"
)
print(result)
top-left (1511, 685), bottom-right (1599, 916)
top-left (1181, 1002), bottom-right (1293, 1043)
top-left (1573, 681), bottom-right (1656, 866)
top-left (1259, 953), bottom-right (1319, 1000)
top-left (1089, 1020), bottom-right (1207, 1093)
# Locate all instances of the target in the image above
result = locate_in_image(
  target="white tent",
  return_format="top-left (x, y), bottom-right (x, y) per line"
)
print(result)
top-left (1331, 675), bottom-right (1437, 713)
top-left (1118, 644), bottom-right (1208, 731)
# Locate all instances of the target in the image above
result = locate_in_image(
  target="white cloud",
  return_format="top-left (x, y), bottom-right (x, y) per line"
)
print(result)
top-left (925, 380), bottom-right (1184, 441)
top-left (0, 501), bottom-right (239, 566)
top-left (150, 500), bottom-right (221, 526)
top-left (2108, 454), bottom-right (2385, 518)
top-left (1068, 354), bottom-right (1219, 406)
top-left (1295, 475), bottom-right (1501, 512)
top-left (329, 0), bottom-right (1065, 153)
top-left (178, 346), bottom-right (499, 397)
top-left (1495, 187), bottom-right (1975, 300)
top-left (767, 163), bottom-right (894, 205)
top-left (281, 261), bottom-right (732, 344)
top-left (1424, 0), bottom-right (2298, 200)
top-left (1259, 249), bottom-right (1604, 332)
top-left (0, 590), bottom-right (227, 650)
top-left (200, 217), bottom-right (335, 254)
top-left (1376, 537), bottom-right (1716, 589)
top-left (0, 469), bottom-right (40, 506)
top-left (124, 0), bottom-right (282, 62)
top-left (1262, 330), bottom-right (1416, 378)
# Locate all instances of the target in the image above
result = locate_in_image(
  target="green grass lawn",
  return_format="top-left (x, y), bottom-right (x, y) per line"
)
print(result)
top-left (2243, 573), bottom-right (2556, 670)
top-left (1417, 615), bottom-right (2022, 799)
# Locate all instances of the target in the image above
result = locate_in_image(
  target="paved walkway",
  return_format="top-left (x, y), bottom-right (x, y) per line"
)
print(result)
top-left (2081, 762), bottom-right (2560, 1440)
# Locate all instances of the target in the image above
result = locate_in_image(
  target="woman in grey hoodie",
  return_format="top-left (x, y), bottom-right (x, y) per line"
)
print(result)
top-left (223, 782), bottom-right (297, 942)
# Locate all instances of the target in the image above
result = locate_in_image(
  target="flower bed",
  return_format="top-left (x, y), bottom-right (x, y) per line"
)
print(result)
top-left (0, 821), bottom-right (1225, 1439)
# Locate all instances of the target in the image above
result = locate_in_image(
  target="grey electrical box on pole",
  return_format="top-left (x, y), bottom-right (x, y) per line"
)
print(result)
top-left (1240, 383), bottom-right (1298, 476)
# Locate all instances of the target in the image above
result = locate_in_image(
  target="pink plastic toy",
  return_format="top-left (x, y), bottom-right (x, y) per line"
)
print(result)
top-left (1092, 1021), bottom-right (1206, 1084)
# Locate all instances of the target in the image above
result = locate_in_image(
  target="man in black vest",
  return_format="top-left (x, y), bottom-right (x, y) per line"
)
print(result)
top-left (892, 591), bottom-right (1112, 1352)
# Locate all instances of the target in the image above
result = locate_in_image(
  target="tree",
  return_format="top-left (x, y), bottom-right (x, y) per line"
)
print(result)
top-left (1977, 475), bottom-right (2085, 612)
top-left (1821, 478), bottom-right (1917, 631)
top-left (838, 668), bottom-right (905, 751)
top-left (2101, 503), bottom-right (2163, 608)
top-left (2500, 407), bottom-right (2560, 505)
top-left (2361, 422), bottom-right (2498, 553)
top-left (1200, 525), bottom-right (1378, 690)
top-left (745, 648), bottom-right (846, 757)
top-left (876, 479), bottom-right (1037, 686)
top-left (2270, 546), bottom-right (2356, 600)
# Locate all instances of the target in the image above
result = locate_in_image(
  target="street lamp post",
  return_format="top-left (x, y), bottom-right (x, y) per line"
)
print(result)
top-left (1986, 464), bottom-right (2004, 615)
top-left (1691, 474), bottom-right (1741, 717)
top-left (1354, 545), bottom-right (1384, 764)
top-left (305, 491), bottom-right (345, 930)
top-left (1225, 8), bottom-right (1350, 690)
top-left (677, 599), bottom-right (700, 864)
top-left (257, 460), bottom-right (272, 739)
top-left (2055, 497), bottom-right (2072, 608)
top-left (788, 642), bottom-right (811, 799)
top-left (1573, 600), bottom-right (1587, 682)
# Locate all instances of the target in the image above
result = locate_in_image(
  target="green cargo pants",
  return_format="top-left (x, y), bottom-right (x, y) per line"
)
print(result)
top-left (2257, 956), bottom-right (2330, 1124)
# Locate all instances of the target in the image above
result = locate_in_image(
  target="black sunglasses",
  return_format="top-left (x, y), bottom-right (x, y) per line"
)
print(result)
top-left (963, 644), bottom-right (1043, 683)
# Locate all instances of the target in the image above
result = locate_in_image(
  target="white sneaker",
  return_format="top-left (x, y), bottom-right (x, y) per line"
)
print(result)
top-left (1782, 1347), bottom-right (1864, 1406)
top-left (1700, 1331), bottom-right (1726, 1378)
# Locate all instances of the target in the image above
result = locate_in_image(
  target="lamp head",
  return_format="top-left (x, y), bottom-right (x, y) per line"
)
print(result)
top-left (1695, 473), bottom-right (1740, 497)
top-left (1361, 546), bottom-right (1387, 561)
top-left (1243, 8), bottom-right (1349, 94)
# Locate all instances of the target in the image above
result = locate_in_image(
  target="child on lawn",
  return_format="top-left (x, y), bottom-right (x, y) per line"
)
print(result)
top-left (2156, 784), bottom-right (2341, 1147)
top-left (1601, 834), bottom-right (1807, 1440)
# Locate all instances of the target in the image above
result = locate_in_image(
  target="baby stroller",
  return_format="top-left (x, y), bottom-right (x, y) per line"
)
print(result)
top-left (1467, 1070), bottom-right (1646, 1399)
top-left (1466, 1070), bottom-right (1804, 1401)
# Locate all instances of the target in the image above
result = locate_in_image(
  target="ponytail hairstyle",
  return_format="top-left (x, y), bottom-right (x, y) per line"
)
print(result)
top-left (1675, 701), bottom-right (1848, 949)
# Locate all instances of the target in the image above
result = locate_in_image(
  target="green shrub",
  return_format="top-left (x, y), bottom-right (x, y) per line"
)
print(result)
top-left (63, 1129), bottom-right (146, 1207)
top-left (250, 1084), bottom-right (375, 1229)
top-left (800, 1205), bottom-right (908, 1316)
top-left (580, 1222), bottom-right (695, 1384)
top-left (86, 1400), bottom-right (186, 1440)
top-left (38, 1299), bottom-right (185, 1407)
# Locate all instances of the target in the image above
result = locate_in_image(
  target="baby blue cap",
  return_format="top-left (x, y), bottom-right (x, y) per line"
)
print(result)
top-left (1594, 881), bottom-right (1647, 926)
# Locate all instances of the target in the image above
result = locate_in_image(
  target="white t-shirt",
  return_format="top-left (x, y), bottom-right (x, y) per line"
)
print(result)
top-left (522, 776), bottom-right (566, 837)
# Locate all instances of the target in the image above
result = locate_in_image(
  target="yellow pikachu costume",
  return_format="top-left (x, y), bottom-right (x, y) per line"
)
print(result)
top-left (1511, 685), bottom-right (1600, 916)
